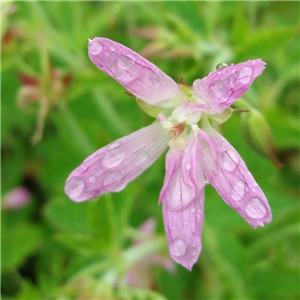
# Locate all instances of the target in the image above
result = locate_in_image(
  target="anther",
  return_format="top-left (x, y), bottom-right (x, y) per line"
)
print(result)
top-left (170, 123), bottom-right (185, 137)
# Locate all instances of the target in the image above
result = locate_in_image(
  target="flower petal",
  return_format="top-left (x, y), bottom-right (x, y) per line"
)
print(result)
top-left (193, 59), bottom-right (266, 114)
top-left (65, 122), bottom-right (170, 202)
top-left (88, 37), bottom-right (186, 107)
top-left (201, 126), bottom-right (272, 228)
top-left (160, 135), bottom-right (205, 270)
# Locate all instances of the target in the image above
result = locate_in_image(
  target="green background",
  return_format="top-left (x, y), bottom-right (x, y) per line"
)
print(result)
top-left (1, 1), bottom-right (299, 299)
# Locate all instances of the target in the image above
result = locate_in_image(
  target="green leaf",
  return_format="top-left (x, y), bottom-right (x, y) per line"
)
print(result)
top-left (15, 280), bottom-right (41, 300)
top-left (44, 196), bottom-right (90, 234)
top-left (54, 233), bottom-right (105, 255)
top-left (87, 194), bottom-right (117, 251)
top-left (1, 219), bottom-right (43, 270)
top-left (231, 5), bottom-right (250, 45)
top-left (235, 26), bottom-right (299, 60)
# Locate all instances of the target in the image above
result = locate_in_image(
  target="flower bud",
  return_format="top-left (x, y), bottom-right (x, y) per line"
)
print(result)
top-left (240, 108), bottom-right (282, 168)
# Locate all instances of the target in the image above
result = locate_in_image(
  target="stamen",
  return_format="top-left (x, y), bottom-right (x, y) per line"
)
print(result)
top-left (170, 123), bottom-right (185, 137)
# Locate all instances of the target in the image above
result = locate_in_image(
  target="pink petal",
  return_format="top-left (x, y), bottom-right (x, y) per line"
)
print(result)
top-left (88, 37), bottom-right (186, 107)
top-left (65, 122), bottom-right (169, 202)
top-left (160, 135), bottom-right (205, 270)
top-left (193, 59), bottom-right (266, 114)
top-left (200, 126), bottom-right (272, 228)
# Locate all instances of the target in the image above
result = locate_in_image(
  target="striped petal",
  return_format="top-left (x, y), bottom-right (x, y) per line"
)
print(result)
top-left (88, 37), bottom-right (186, 107)
top-left (65, 122), bottom-right (170, 202)
top-left (201, 126), bottom-right (272, 228)
top-left (193, 59), bottom-right (266, 114)
top-left (160, 134), bottom-right (205, 270)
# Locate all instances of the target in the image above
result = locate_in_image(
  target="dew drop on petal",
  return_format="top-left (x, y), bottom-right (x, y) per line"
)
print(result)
top-left (104, 172), bottom-right (123, 187)
top-left (211, 80), bottom-right (226, 99)
top-left (107, 143), bottom-right (119, 151)
top-left (190, 247), bottom-right (197, 256)
top-left (105, 52), bottom-right (110, 57)
top-left (89, 42), bottom-right (103, 55)
top-left (113, 181), bottom-right (127, 192)
top-left (231, 180), bottom-right (245, 201)
top-left (216, 62), bottom-right (228, 70)
top-left (81, 163), bottom-right (88, 171)
top-left (219, 151), bottom-right (239, 171)
top-left (190, 207), bottom-right (195, 213)
top-left (117, 54), bottom-right (135, 69)
top-left (169, 238), bottom-right (188, 257)
top-left (239, 67), bottom-right (253, 84)
top-left (65, 177), bottom-right (85, 199)
top-left (102, 150), bottom-right (124, 168)
top-left (186, 163), bottom-right (191, 170)
top-left (88, 176), bottom-right (96, 183)
top-left (245, 198), bottom-right (267, 219)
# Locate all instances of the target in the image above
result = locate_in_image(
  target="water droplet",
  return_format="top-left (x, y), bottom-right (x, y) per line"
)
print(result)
top-left (239, 67), bottom-right (253, 84)
top-left (196, 213), bottom-right (201, 218)
top-left (184, 220), bottom-right (187, 225)
top-left (219, 151), bottom-right (239, 171)
top-left (65, 177), bottom-right (85, 200)
top-left (190, 207), bottom-right (195, 213)
top-left (102, 148), bottom-right (124, 168)
top-left (173, 215), bottom-right (177, 220)
top-left (169, 238), bottom-right (188, 257)
top-left (245, 198), bottom-right (266, 219)
top-left (88, 176), bottom-right (96, 183)
top-left (216, 62), bottom-right (228, 70)
top-left (117, 54), bottom-right (135, 69)
top-left (107, 143), bottom-right (119, 150)
top-left (110, 45), bottom-right (116, 51)
top-left (81, 163), bottom-right (88, 171)
top-left (89, 42), bottom-right (102, 55)
top-left (105, 52), bottom-right (110, 57)
top-left (211, 80), bottom-right (226, 98)
top-left (190, 248), bottom-right (196, 256)
top-left (231, 181), bottom-right (245, 201)
top-left (186, 163), bottom-right (191, 170)
top-left (104, 172), bottom-right (123, 187)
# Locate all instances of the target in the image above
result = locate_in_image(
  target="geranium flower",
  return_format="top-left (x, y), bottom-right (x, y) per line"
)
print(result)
top-left (65, 38), bottom-right (272, 270)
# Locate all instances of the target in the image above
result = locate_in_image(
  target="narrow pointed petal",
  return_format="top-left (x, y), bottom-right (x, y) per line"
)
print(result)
top-left (160, 136), bottom-right (205, 270)
top-left (193, 59), bottom-right (266, 114)
top-left (88, 37), bottom-right (186, 107)
top-left (65, 122), bottom-right (170, 202)
top-left (201, 126), bottom-right (272, 228)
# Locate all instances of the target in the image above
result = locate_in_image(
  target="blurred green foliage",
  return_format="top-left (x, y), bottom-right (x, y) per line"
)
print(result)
top-left (1, 1), bottom-right (299, 300)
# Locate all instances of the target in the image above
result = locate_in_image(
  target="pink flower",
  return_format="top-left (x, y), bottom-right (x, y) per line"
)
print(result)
top-left (65, 38), bottom-right (272, 270)
top-left (2, 187), bottom-right (31, 210)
